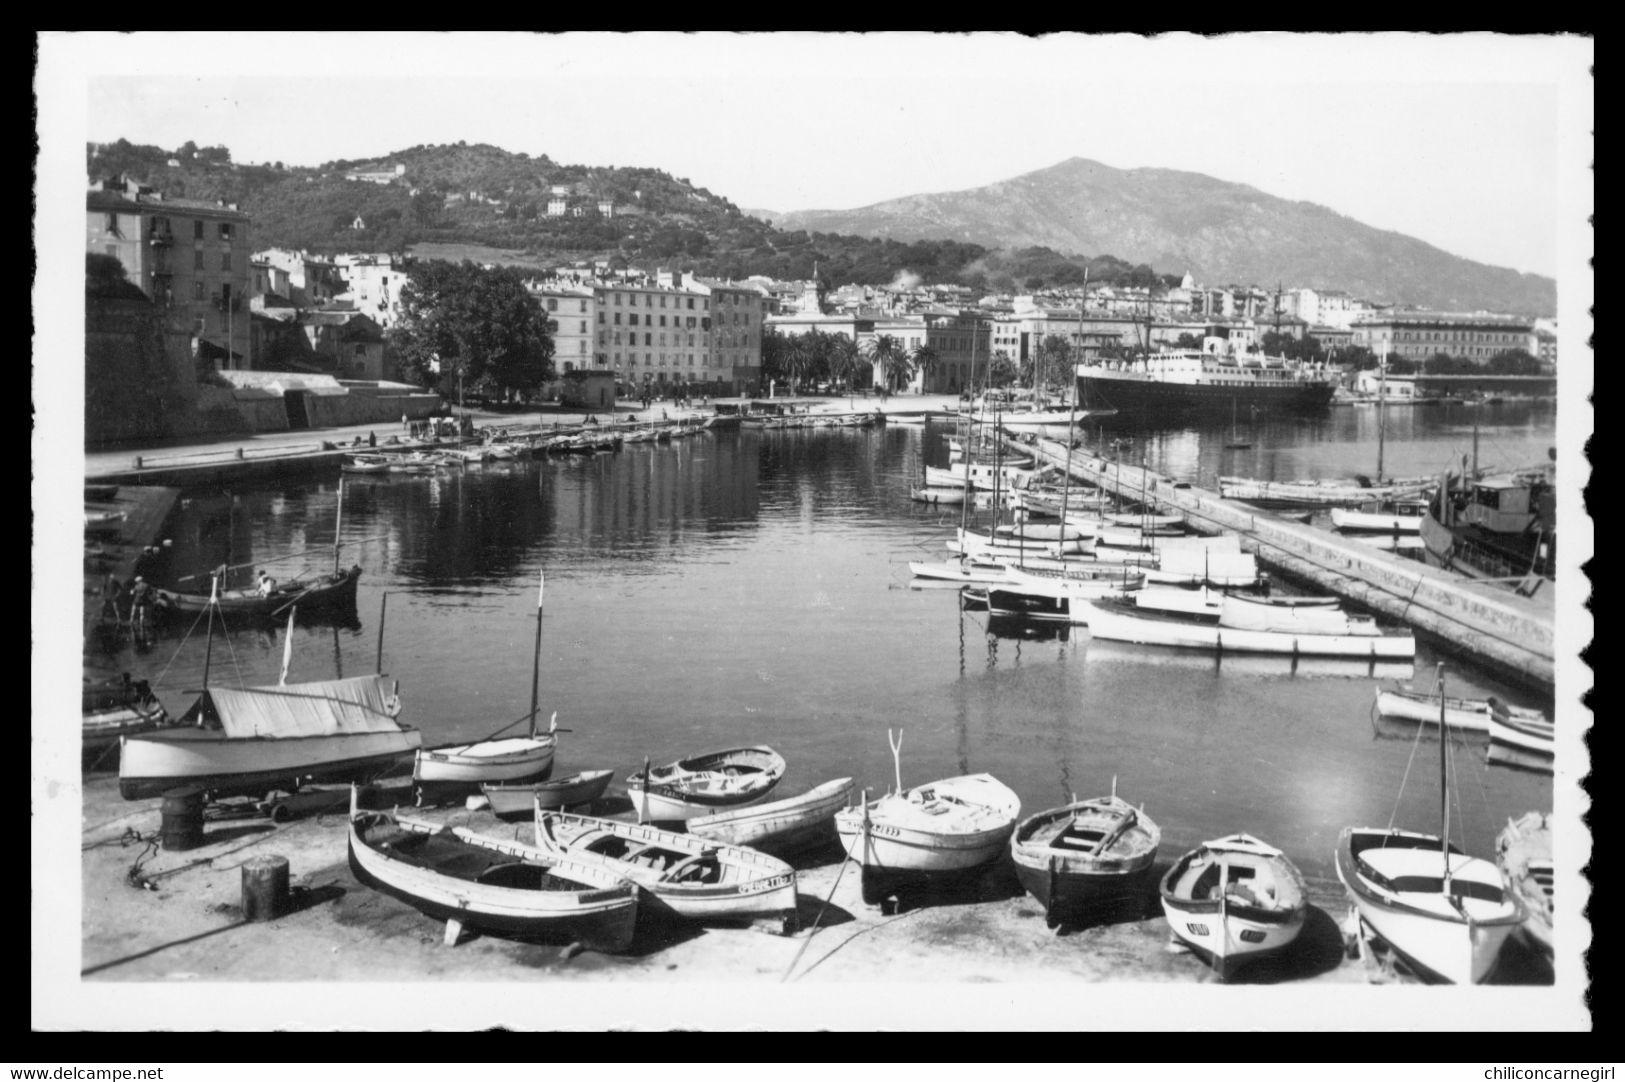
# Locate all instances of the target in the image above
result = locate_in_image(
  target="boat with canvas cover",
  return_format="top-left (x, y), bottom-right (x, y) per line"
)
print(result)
top-left (1160, 833), bottom-right (1308, 981)
top-left (533, 810), bottom-right (799, 930)
top-left (835, 732), bottom-right (1020, 905)
top-left (481, 770), bottom-right (615, 818)
top-left (625, 745), bottom-right (786, 822)
top-left (687, 776), bottom-right (855, 855)
top-left (1010, 792), bottom-right (1160, 926)
top-left (347, 788), bottom-right (638, 952)
top-left (1336, 665), bottom-right (1526, 983)
top-left (1495, 811), bottom-right (1553, 957)
top-left (119, 673), bottom-right (420, 800)
top-left (1081, 598), bottom-right (1416, 658)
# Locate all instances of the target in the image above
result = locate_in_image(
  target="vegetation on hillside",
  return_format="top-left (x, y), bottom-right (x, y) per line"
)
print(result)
top-left (87, 140), bottom-right (1174, 293)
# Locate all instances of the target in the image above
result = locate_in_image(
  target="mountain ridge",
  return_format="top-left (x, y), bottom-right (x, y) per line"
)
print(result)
top-left (773, 157), bottom-right (1556, 315)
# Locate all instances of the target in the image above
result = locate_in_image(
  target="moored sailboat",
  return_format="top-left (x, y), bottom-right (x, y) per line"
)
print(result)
top-left (1336, 664), bottom-right (1526, 983)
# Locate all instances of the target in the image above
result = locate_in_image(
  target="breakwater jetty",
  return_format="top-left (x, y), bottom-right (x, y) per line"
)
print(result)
top-left (1025, 437), bottom-right (1557, 692)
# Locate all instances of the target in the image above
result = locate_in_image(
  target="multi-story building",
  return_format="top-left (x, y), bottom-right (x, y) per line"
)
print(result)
top-left (333, 253), bottom-right (407, 329)
top-left (592, 278), bottom-right (711, 390)
top-left (527, 284), bottom-right (596, 374)
top-left (680, 273), bottom-right (765, 395)
top-left (918, 312), bottom-right (989, 394)
top-left (87, 175), bottom-right (252, 369)
top-left (254, 248), bottom-right (345, 307)
top-left (1351, 310), bottom-right (1537, 363)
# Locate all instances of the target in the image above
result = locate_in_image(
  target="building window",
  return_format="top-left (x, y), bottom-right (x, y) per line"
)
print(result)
top-left (194, 220), bottom-right (204, 240)
top-left (221, 252), bottom-right (232, 272)
top-left (598, 312), bottom-right (605, 324)
top-left (194, 250), bottom-right (205, 271)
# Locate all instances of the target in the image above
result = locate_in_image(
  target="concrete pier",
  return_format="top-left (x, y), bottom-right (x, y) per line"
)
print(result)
top-left (1024, 437), bottom-right (1557, 692)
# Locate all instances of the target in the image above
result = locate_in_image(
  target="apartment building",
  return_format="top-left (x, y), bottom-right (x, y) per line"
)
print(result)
top-left (333, 253), bottom-right (406, 328)
top-left (592, 279), bottom-right (712, 389)
top-left (680, 273), bottom-right (765, 394)
top-left (87, 176), bottom-right (253, 369)
top-left (528, 284), bottom-right (596, 374)
top-left (1351, 310), bottom-right (1537, 363)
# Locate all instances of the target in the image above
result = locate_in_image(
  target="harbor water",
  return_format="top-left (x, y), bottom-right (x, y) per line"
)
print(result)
top-left (87, 401), bottom-right (1560, 883)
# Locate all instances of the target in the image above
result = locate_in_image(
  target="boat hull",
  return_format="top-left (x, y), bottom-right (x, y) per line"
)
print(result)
top-left (414, 737), bottom-right (556, 786)
top-left (348, 812), bottom-right (638, 952)
top-left (481, 770), bottom-right (615, 817)
top-left (625, 745), bottom-right (786, 822)
top-left (688, 777), bottom-right (855, 855)
top-left (1336, 828), bottom-right (1523, 984)
top-left (1084, 601), bottom-right (1415, 658)
top-left (834, 775), bottom-right (1020, 895)
top-left (120, 728), bottom-right (422, 800)
top-left (1009, 798), bottom-right (1161, 925)
top-left (1077, 372), bottom-right (1335, 417)
top-left (1158, 836), bottom-right (1308, 981)
top-left (156, 566), bottom-right (362, 619)
top-left (534, 812), bottom-right (799, 926)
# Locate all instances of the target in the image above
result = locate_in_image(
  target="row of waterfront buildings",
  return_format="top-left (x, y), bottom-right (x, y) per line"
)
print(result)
top-left (86, 172), bottom-right (1559, 407)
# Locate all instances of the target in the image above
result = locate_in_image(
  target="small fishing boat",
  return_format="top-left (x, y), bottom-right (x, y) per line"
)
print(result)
top-left (82, 675), bottom-right (174, 762)
top-left (688, 777), bottom-right (855, 855)
top-left (910, 485), bottom-right (970, 506)
top-left (1330, 498), bottom-right (1427, 534)
top-left (626, 745), bottom-right (786, 822)
top-left (415, 713), bottom-right (559, 788)
top-left (1217, 594), bottom-right (1380, 636)
top-left (1486, 700), bottom-right (1555, 773)
top-left (347, 789), bottom-right (638, 952)
top-left (1010, 792), bottom-right (1161, 926)
top-left (1160, 833), bottom-right (1309, 981)
top-left (481, 770), bottom-right (616, 818)
top-left (1220, 476), bottom-right (1430, 508)
top-left (908, 556), bottom-right (1024, 586)
top-left (1495, 811), bottom-right (1554, 957)
top-left (835, 733), bottom-right (1020, 904)
top-left (1337, 665), bottom-right (1527, 984)
top-left (1373, 685), bottom-right (1548, 736)
top-left (155, 565), bottom-right (362, 620)
top-left (533, 810), bottom-right (799, 929)
top-left (416, 571), bottom-right (564, 791)
top-left (340, 455), bottom-right (393, 475)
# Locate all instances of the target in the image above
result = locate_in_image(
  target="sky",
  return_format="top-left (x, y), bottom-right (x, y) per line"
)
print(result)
top-left (43, 32), bottom-right (1592, 279)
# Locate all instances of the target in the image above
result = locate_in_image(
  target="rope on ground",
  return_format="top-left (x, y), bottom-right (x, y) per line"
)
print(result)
top-left (780, 854), bottom-right (854, 983)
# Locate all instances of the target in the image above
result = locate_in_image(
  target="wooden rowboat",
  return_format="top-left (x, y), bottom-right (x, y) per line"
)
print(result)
top-left (481, 770), bottom-right (615, 817)
top-left (688, 777), bottom-right (855, 855)
top-left (155, 565), bottom-right (362, 620)
top-left (1083, 598), bottom-right (1416, 659)
top-left (534, 810), bottom-right (799, 931)
top-left (347, 790), bottom-right (638, 952)
top-left (625, 745), bottom-right (786, 822)
top-left (414, 713), bottom-right (559, 789)
top-left (1010, 793), bottom-right (1160, 926)
top-left (1160, 833), bottom-right (1308, 981)
top-left (835, 772), bottom-right (1020, 905)
top-left (1495, 811), bottom-right (1553, 958)
top-left (1374, 685), bottom-right (1548, 735)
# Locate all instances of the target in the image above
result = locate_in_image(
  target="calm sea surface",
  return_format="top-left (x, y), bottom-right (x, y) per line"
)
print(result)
top-left (90, 401), bottom-right (1560, 880)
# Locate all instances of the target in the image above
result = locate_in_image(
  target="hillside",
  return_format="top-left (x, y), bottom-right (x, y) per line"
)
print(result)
top-left (774, 158), bottom-right (1557, 316)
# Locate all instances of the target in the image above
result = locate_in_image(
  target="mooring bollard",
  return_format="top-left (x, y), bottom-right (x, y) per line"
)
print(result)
top-left (132, 455), bottom-right (143, 470)
top-left (236, 447), bottom-right (246, 460)
top-left (242, 855), bottom-right (291, 922)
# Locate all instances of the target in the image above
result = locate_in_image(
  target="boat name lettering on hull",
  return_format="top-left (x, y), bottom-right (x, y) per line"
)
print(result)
top-left (736, 874), bottom-right (793, 895)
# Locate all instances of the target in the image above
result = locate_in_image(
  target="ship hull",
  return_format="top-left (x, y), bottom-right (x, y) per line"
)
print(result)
top-left (1076, 374), bottom-right (1335, 417)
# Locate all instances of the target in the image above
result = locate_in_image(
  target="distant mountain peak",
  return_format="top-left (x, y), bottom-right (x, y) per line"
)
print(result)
top-left (772, 158), bottom-right (1554, 314)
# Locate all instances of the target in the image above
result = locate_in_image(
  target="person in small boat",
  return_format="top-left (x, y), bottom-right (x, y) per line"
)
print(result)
top-left (257, 571), bottom-right (277, 597)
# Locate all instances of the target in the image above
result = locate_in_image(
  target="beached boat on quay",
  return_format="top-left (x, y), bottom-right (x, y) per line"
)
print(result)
top-left (1160, 833), bottom-right (1309, 981)
top-left (1010, 792), bottom-right (1161, 926)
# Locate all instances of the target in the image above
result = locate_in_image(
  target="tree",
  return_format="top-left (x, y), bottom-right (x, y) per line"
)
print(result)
top-left (828, 335), bottom-right (861, 390)
top-left (987, 350), bottom-right (1019, 389)
top-left (1486, 349), bottom-right (1542, 375)
top-left (1174, 332), bottom-right (1204, 350)
top-left (911, 343), bottom-right (941, 392)
top-left (864, 334), bottom-right (913, 392)
top-left (387, 260), bottom-right (554, 401)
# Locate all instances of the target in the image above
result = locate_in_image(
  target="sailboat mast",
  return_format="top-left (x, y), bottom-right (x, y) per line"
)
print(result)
top-left (959, 318), bottom-right (979, 536)
top-left (1377, 361), bottom-right (1387, 483)
top-left (1437, 663), bottom-right (1453, 892)
top-left (529, 570), bottom-right (546, 739)
top-left (332, 477), bottom-right (345, 575)
top-left (202, 573), bottom-right (218, 689)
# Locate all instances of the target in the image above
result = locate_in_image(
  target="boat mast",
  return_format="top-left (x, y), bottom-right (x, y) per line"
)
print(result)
top-left (1437, 663), bottom-right (1453, 896)
top-left (202, 572), bottom-right (219, 689)
top-left (528, 569), bottom-right (545, 740)
top-left (332, 477), bottom-right (345, 575)
top-left (959, 317), bottom-right (979, 536)
top-left (1377, 360), bottom-right (1387, 483)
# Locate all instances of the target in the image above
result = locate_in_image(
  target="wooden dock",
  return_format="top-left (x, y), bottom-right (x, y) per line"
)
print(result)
top-left (1021, 437), bottom-right (1556, 692)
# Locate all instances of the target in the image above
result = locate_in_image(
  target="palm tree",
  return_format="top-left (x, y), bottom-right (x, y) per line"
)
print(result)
top-left (911, 344), bottom-right (941, 393)
top-left (828, 334), bottom-right (860, 391)
top-left (784, 334), bottom-right (817, 394)
top-left (864, 334), bottom-right (913, 394)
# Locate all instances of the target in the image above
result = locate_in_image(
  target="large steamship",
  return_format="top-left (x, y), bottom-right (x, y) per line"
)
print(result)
top-left (1075, 337), bottom-right (1337, 417)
